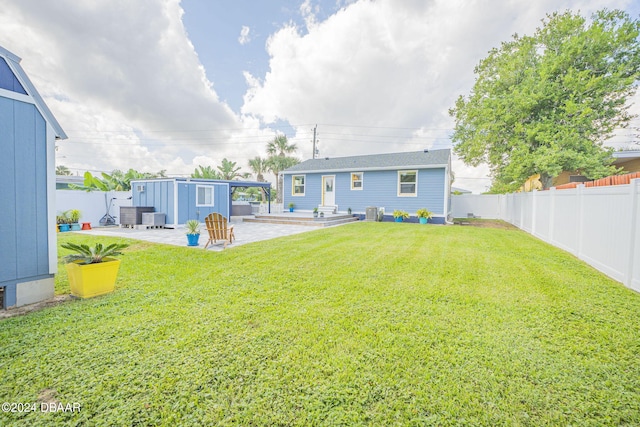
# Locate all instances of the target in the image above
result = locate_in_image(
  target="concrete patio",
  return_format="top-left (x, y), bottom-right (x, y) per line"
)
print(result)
top-left (73, 214), bottom-right (359, 251)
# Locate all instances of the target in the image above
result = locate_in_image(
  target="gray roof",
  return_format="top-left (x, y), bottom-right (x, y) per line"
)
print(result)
top-left (283, 149), bottom-right (451, 173)
top-left (0, 45), bottom-right (67, 139)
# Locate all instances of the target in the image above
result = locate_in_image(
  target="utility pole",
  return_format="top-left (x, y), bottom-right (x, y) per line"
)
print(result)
top-left (312, 124), bottom-right (318, 159)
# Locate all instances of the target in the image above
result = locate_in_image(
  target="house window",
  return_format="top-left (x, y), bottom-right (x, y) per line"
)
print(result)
top-left (351, 172), bottom-right (363, 190)
top-left (196, 185), bottom-right (214, 206)
top-left (398, 171), bottom-right (417, 196)
top-left (292, 175), bottom-right (305, 196)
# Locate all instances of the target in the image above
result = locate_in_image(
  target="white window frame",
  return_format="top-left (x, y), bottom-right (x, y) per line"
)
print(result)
top-left (196, 185), bottom-right (215, 207)
top-left (397, 170), bottom-right (418, 197)
top-left (292, 175), bottom-right (306, 196)
top-left (351, 172), bottom-right (364, 190)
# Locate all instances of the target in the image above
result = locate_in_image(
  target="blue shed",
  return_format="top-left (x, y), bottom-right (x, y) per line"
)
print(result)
top-left (130, 178), bottom-right (271, 226)
top-left (0, 45), bottom-right (67, 309)
top-left (282, 149), bottom-right (452, 224)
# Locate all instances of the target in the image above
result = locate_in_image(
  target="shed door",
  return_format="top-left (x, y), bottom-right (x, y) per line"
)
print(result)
top-left (322, 176), bottom-right (335, 206)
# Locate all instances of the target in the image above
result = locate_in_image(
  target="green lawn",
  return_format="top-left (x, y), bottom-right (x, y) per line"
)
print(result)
top-left (1, 222), bottom-right (639, 426)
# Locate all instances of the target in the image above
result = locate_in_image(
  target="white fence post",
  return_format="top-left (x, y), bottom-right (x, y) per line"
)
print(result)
top-left (576, 184), bottom-right (585, 259)
top-left (548, 187), bottom-right (556, 244)
top-left (625, 179), bottom-right (639, 288)
top-left (454, 182), bottom-right (639, 292)
top-left (531, 190), bottom-right (537, 236)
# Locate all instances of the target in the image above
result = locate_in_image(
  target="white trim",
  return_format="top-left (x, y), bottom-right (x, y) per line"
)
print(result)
top-left (283, 164), bottom-right (448, 174)
top-left (397, 170), bottom-right (418, 197)
top-left (46, 123), bottom-right (57, 274)
top-left (322, 175), bottom-right (336, 206)
top-left (1, 49), bottom-right (67, 139)
top-left (444, 158), bottom-right (451, 217)
top-left (0, 87), bottom-right (32, 104)
top-left (173, 180), bottom-right (179, 227)
top-left (351, 172), bottom-right (364, 190)
top-left (131, 178), bottom-right (176, 185)
top-left (225, 183), bottom-right (231, 219)
top-left (291, 174), bottom-right (306, 196)
top-left (195, 184), bottom-right (215, 207)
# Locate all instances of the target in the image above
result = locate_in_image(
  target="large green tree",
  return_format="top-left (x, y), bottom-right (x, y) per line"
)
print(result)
top-left (450, 9), bottom-right (640, 191)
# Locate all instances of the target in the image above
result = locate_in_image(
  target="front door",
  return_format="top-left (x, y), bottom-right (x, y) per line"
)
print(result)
top-left (322, 176), bottom-right (335, 206)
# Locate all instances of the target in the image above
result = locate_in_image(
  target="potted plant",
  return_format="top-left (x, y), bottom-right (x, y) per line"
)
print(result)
top-left (68, 209), bottom-right (82, 231)
top-left (288, 202), bottom-right (295, 212)
top-left (313, 207), bottom-right (319, 218)
top-left (185, 219), bottom-right (201, 246)
top-left (61, 242), bottom-right (129, 298)
top-left (393, 210), bottom-right (410, 222)
top-left (57, 213), bottom-right (70, 232)
top-left (416, 208), bottom-right (433, 224)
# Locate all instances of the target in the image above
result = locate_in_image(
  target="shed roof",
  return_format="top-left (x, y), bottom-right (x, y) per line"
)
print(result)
top-left (283, 149), bottom-right (451, 174)
top-left (0, 45), bottom-right (67, 139)
top-left (131, 177), bottom-right (271, 189)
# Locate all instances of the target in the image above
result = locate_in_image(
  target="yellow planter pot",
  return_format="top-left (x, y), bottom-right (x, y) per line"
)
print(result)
top-left (65, 258), bottom-right (121, 298)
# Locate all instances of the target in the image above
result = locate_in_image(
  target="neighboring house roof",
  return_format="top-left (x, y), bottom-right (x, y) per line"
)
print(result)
top-left (0, 45), bottom-right (67, 139)
top-left (284, 149), bottom-right (451, 174)
top-left (451, 186), bottom-right (472, 194)
top-left (612, 150), bottom-right (640, 166)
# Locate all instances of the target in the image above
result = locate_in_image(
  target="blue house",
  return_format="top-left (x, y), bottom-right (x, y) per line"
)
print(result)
top-left (130, 178), bottom-right (271, 226)
top-left (282, 149), bottom-right (452, 224)
top-left (0, 46), bottom-right (67, 309)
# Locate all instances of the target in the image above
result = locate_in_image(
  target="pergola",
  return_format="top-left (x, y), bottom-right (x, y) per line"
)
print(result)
top-left (221, 179), bottom-right (272, 214)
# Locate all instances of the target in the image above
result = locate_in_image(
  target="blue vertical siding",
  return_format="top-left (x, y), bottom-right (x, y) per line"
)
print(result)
top-left (0, 97), bottom-right (18, 285)
top-left (178, 182), bottom-right (228, 223)
top-left (0, 96), bottom-right (50, 300)
top-left (284, 168), bottom-right (447, 214)
top-left (0, 57), bottom-right (27, 94)
top-left (132, 180), bottom-right (175, 224)
top-left (132, 180), bottom-right (230, 224)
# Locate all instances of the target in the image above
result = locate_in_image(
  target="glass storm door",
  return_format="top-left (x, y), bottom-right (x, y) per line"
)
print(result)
top-left (322, 176), bottom-right (335, 206)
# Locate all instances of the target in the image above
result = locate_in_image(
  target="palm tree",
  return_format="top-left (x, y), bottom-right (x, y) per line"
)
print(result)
top-left (267, 155), bottom-right (300, 204)
top-left (56, 165), bottom-right (72, 176)
top-left (265, 135), bottom-right (300, 203)
top-left (217, 158), bottom-right (248, 180)
top-left (267, 135), bottom-right (297, 158)
top-left (192, 165), bottom-right (221, 179)
top-left (248, 156), bottom-right (268, 182)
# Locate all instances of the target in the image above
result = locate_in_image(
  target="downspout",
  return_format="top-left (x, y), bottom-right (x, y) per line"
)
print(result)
top-left (444, 159), bottom-right (454, 225)
top-left (47, 124), bottom-right (58, 274)
top-left (227, 183), bottom-right (231, 220)
top-left (173, 180), bottom-right (179, 227)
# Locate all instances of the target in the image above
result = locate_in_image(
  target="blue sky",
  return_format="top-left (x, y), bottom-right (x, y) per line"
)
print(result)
top-left (181, 0), bottom-right (333, 112)
top-left (1, 0), bottom-right (639, 193)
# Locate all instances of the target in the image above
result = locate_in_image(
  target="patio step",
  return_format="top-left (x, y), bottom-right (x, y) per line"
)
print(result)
top-left (244, 214), bottom-right (359, 227)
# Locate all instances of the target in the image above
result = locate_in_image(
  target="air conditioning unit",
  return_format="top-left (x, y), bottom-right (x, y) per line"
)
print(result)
top-left (365, 206), bottom-right (378, 221)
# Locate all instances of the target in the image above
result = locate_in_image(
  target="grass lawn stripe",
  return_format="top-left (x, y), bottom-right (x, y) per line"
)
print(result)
top-left (0, 222), bottom-right (639, 426)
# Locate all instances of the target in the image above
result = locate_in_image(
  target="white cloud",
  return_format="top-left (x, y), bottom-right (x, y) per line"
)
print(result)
top-left (1, 0), bottom-right (636, 194)
top-left (242, 0), bottom-right (634, 193)
top-left (238, 25), bottom-right (251, 45)
top-left (0, 0), bottom-right (267, 177)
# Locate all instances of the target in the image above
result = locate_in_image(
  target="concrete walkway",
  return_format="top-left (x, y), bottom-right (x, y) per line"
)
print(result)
top-left (74, 218), bottom-right (350, 251)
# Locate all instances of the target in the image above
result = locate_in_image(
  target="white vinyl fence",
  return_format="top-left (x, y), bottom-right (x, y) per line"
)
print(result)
top-left (451, 179), bottom-right (640, 292)
top-left (56, 190), bottom-right (132, 226)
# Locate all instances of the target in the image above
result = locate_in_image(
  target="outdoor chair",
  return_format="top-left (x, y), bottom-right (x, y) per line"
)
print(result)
top-left (204, 212), bottom-right (235, 249)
